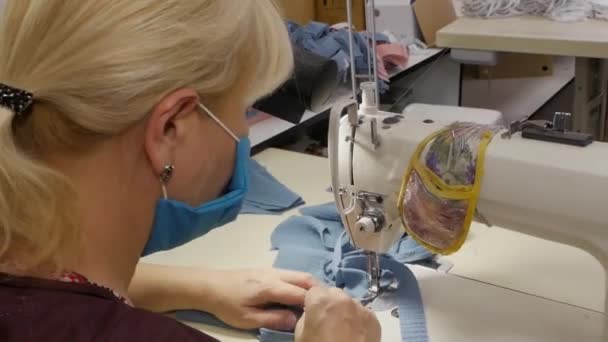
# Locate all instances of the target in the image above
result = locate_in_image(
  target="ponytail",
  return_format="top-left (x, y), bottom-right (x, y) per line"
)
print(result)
top-left (0, 105), bottom-right (78, 271)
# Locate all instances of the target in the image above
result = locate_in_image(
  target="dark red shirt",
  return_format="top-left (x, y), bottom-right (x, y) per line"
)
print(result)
top-left (0, 273), bottom-right (219, 342)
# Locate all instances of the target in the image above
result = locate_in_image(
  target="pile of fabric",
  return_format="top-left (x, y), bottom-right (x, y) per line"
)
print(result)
top-left (462, 0), bottom-right (608, 21)
top-left (287, 21), bottom-right (409, 94)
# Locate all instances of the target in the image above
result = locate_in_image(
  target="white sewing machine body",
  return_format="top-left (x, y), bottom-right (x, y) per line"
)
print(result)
top-left (329, 101), bottom-right (608, 332)
top-left (333, 103), bottom-right (506, 252)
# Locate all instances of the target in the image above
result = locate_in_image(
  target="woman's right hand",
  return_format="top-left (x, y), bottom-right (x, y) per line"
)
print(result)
top-left (294, 286), bottom-right (381, 342)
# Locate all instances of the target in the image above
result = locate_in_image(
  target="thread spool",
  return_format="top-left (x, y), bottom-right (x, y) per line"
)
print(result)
top-left (359, 82), bottom-right (378, 116)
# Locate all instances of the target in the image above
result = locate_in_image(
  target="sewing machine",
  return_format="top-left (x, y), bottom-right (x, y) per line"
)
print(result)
top-left (328, 93), bottom-right (608, 335)
top-left (328, 1), bottom-right (608, 336)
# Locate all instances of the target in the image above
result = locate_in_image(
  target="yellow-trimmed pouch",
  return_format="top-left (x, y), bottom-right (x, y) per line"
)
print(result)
top-left (397, 122), bottom-right (501, 255)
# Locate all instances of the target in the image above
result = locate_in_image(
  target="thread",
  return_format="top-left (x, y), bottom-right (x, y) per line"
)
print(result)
top-left (591, 0), bottom-right (608, 19)
top-left (462, 0), bottom-right (523, 18)
top-left (461, 0), bottom-right (596, 21)
top-left (545, 0), bottom-right (592, 22)
top-left (520, 0), bottom-right (554, 15)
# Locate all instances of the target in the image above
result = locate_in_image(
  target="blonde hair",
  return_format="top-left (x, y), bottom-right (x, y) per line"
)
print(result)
top-left (0, 0), bottom-right (293, 270)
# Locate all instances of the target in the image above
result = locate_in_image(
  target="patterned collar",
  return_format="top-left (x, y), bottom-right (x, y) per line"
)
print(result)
top-left (58, 271), bottom-right (133, 306)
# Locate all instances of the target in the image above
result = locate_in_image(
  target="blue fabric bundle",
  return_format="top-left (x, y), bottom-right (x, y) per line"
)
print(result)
top-left (177, 203), bottom-right (433, 342)
top-left (271, 203), bottom-right (433, 276)
top-left (286, 21), bottom-right (390, 93)
top-left (240, 160), bottom-right (305, 215)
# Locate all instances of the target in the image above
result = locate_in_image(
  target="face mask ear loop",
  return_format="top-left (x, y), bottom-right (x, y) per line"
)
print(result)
top-left (161, 184), bottom-right (168, 200)
top-left (159, 164), bottom-right (174, 200)
top-left (198, 103), bottom-right (240, 142)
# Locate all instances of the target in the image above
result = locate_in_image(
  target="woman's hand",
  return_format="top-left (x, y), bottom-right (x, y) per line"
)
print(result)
top-left (203, 268), bottom-right (319, 331)
top-left (295, 286), bottom-right (381, 342)
top-left (128, 264), bottom-right (318, 331)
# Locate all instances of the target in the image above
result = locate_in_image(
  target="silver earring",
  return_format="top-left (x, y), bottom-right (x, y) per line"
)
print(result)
top-left (159, 164), bottom-right (174, 200)
top-left (160, 164), bottom-right (174, 184)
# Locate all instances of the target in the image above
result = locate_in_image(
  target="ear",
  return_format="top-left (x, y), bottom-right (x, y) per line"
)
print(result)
top-left (144, 88), bottom-right (200, 176)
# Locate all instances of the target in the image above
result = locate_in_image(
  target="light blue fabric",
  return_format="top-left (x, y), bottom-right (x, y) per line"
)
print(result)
top-left (331, 249), bottom-right (429, 341)
top-left (286, 21), bottom-right (391, 93)
top-left (314, 36), bottom-right (343, 59)
top-left (176, 203), bottom-right (432, 342)
top-left (271, 203), bottom-right (431, 341)
top-left (240, 159), bottom-right (305, 215)
top-left (303, 21), bottom-right (329, 39)
top-left (273, 203), bottom-right (433, 265)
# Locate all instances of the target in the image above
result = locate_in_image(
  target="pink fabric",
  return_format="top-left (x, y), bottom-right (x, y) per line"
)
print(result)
top-left (247, 111), bottom-right (272, 126)
top-left (376, 43), bottom-right (409, 81)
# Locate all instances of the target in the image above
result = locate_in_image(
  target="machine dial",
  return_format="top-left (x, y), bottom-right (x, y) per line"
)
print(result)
top-left (355, 209), bottom-right (385, 233)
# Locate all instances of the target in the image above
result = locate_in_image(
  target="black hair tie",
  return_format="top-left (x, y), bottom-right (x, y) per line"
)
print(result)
top-left (0, 83), bottom-right (34, 117)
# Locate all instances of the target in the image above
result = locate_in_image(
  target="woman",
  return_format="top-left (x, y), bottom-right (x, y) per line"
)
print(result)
top-left (0, 1), bottom-right (380, 341)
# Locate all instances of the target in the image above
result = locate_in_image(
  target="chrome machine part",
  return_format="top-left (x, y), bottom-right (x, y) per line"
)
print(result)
top-left (336, 0), bottom-right (393, 305)
top-left (367, 0), bottom-right (380, 105)
top-left (346, 0), bottom-right (358, 105)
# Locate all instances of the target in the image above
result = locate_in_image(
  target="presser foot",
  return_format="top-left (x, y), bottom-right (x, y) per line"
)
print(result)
top-left (360, 288), bottom-right (380, 307)
top-left (360, 278), bottom-right (400, 311)
top-left (365, 285), bottom-right (400, 312)
top-left (360, 252), bottom-right (382, 306)
top-left (360, 252), bottom-right (399, 311)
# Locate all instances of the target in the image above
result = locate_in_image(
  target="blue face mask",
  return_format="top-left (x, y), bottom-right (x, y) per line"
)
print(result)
top-left (142, 104), bottom-right (250, 256)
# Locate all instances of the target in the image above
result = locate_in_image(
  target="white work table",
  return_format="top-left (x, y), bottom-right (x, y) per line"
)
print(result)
top-left (144, 148), bottom-right (605, 341)
top-left (437, 17), bottom-right (608, 58)
top-left (437, 16), bottom-right (608, 140)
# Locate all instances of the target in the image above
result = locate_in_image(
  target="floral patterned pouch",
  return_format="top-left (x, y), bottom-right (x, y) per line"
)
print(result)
top-left (397, 122), bottom-right (501, 254)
